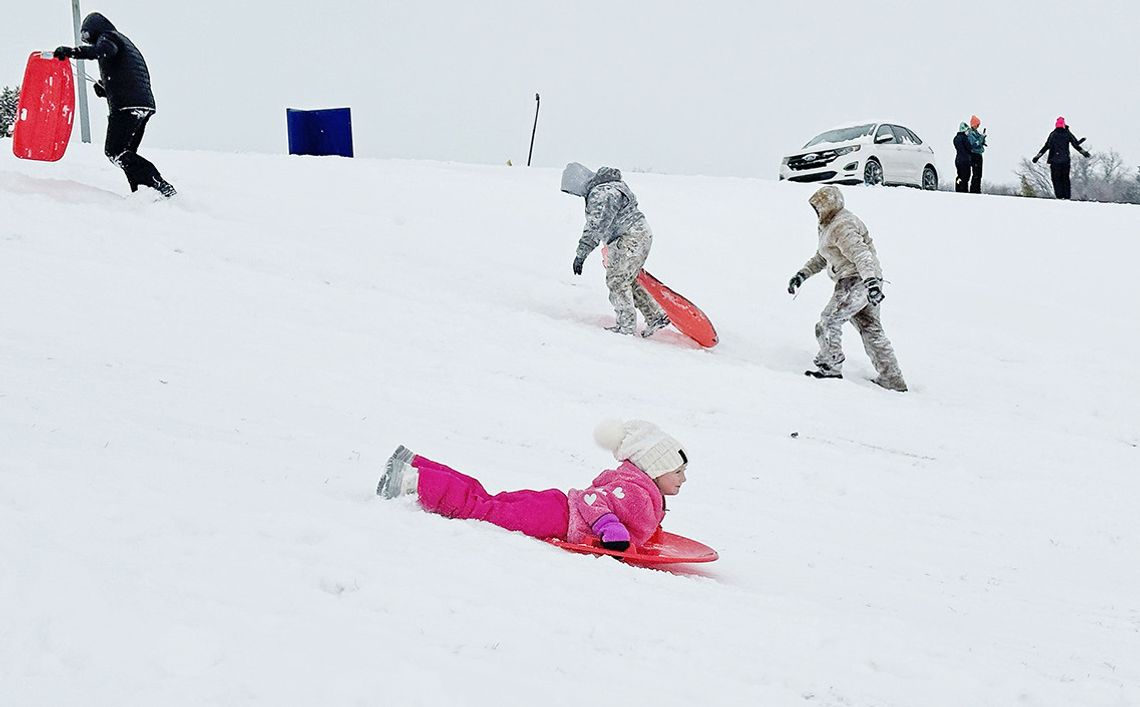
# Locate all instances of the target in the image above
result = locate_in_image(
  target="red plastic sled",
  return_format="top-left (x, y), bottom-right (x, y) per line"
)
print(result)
top-left (600, 246), bottom-right (719, 348)
top-left (546, 529), bottom-right (718, 565)
top-left (12, 52), bottom-right (76, 162)
top-left (638, 270), bottom-right (719, 348)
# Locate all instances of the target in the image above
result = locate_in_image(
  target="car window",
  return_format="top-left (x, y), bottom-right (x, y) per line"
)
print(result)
top-left (875, 124), bottom-right (901, 144)
top-left (895, 126), bottom-right (923, 145)
top-left (804, 124), bottom-right (876, 147)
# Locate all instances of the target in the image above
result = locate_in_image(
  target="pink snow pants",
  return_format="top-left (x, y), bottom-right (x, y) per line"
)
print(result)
top-left (413, 455), bottom-right (570, 540)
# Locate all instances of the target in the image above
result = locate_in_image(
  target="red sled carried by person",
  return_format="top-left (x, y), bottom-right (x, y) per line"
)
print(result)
top-left (11, 52), bottom-right (76, 162)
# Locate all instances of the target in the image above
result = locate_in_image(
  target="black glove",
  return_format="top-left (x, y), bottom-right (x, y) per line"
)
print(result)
top-left (787, 270), bottom-right (807, 295)
top-left (93, 81), bottom-right (106, 98)
top-left (572, 255), bottom-right (584, 276)
top-left (1032, 155), bottom-right (1040, 164)
top-left (53, 46), bottom-right (74, 60)
top-left (865, 277), bottom-right (884, 306)
top-left (600, 539), bottom-right (630, 552)
top-left (1081, 151), bottom-right (1091, 159)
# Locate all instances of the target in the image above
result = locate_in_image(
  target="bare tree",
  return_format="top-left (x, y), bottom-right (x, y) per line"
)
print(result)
top-left (0, 85), bottom-right (19, 139)
top-left (1015, 157), bottom-right (1055, 198)
top-left (1011, 150), bottom-right (1140, 204)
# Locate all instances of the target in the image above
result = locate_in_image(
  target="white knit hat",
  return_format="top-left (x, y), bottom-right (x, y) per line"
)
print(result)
top-left (594, 419), bottom-right (688, 479)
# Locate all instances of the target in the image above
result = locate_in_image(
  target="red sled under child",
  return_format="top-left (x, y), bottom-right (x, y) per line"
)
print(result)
top-left (545, 529), bottom-right (717, 565)
top-left (376, 419), bottom-right (718, 565)
top-left (11, 52), bottom-right (75, 162)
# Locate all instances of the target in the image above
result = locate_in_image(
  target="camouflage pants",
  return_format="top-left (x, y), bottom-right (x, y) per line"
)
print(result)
top-left (814, 277), bottom-right (906, 385)
top-left (606, 223), bottom-right (665, 332)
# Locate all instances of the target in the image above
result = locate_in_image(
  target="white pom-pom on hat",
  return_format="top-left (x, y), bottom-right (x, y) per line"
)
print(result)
top-left (594, 419), bottom-right (687, 479)
top-left (593, 419), bottom-right (627, 452)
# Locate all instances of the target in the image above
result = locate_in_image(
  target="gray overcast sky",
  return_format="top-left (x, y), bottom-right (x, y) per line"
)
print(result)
top-left (3, 1), bottom-right (1137, 184)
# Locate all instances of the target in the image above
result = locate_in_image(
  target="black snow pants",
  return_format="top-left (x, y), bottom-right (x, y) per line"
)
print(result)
top-left (105, 108), bottom-right (164, 192)
top-left (1050, 163), bottom-right (1072, 200)
top-left (955, 160), bottom-right (971, 193)
top-left (969, 153), bottom-right (983, 194)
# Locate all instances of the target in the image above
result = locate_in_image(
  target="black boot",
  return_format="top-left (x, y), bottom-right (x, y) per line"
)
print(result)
top-left (150, 177), bottom-right (177, 198)
top-left (805, 362), bottom-right (842, 379)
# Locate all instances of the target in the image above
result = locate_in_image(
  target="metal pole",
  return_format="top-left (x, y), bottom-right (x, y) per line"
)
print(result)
top-left (71, 0), bottom-right (91, 143)
top-left (527, 93), bottom-right (540, 167)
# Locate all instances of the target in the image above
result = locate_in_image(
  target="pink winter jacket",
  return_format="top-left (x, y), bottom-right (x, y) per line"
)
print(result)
top-left (566, 461), bottom-right (666, 546)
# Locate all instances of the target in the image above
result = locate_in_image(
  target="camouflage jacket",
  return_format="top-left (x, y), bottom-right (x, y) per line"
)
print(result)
top-left (800, 186), bottom-right (883, 283)
top-left (575, 167), bottom-right (648, 260)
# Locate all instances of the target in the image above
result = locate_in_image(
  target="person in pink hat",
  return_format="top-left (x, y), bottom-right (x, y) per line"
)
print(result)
top-left (965, 115), bottom-right (987, 193)
top-left (376, 420), bottom-right (689, 551)
top-left (1033, 117), bottom-right (1091, 200)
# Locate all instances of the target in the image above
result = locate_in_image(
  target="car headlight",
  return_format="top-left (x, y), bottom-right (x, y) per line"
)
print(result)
top-left (781, 156), bottom-right (790, 165)
top-left (834, 145), bottom-right (861, 156)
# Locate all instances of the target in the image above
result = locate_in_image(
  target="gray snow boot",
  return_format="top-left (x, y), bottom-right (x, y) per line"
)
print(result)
top-left (872, 375), bottom-right (908, 392)
top-left (640, 314), bottom-right (671, 338)
top-left (377, 445), bottom-right (418, 498)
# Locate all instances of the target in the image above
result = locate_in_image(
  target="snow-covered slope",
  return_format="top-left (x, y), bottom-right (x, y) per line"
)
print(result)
top-left (2, 146), bottom-right (1137, 706)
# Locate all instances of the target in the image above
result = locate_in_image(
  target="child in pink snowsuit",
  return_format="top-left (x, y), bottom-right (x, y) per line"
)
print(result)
top-left (376, 420), bottom-right (689, 551)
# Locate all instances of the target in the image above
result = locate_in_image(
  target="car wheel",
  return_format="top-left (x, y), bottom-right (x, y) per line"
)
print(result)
top-left (863, 158), bottom-right (884, 186)
top-left (921, 165), bottom-right (938, 190)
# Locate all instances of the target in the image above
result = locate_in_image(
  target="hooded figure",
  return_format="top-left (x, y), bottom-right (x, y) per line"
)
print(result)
top-left (54, 13), bottom-right (175, 197)
top-left (561, 163), bottom-right (669, 337)
top-left (786, 186), bottom-right (907, 392)
top-left (953, 122), bottom-right (972, 193)
top-left (1032, 117), bottom-right (1091, 200)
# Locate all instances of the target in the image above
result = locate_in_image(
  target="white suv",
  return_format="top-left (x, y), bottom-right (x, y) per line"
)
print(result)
top-left (778, 122), bottom-right (938, 190)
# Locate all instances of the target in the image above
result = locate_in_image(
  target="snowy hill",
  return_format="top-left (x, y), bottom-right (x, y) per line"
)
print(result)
top-left (2, 146), bottom-right (1138, 706)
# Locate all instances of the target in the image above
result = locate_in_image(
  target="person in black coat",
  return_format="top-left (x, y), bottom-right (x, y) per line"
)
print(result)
top-left (1032, 116), bottom-right (1090, 200)
top-left (54, 12), bottom-right (176, 197)
top-left (953, 122), bottom-right (972, 193)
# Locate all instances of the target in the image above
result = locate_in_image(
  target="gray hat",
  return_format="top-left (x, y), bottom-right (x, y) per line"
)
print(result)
top-left (560, 162), bottom-right (596, 197)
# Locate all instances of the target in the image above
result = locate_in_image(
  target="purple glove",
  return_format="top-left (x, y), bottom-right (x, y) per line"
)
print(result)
top-left (592, 513), bottom-right (631, 551)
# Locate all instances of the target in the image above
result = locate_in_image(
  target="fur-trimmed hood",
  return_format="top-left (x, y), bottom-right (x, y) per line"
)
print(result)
top-left (809, 185), bottom-right (844, 226)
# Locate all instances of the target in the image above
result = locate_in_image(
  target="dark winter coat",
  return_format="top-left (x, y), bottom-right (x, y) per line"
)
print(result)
top-left (1035, 127), bottom-right (1087, 165)
top-left (953, 130), bottom-right (973, 166)
top-left (72, 13), bottom-right (155, 112)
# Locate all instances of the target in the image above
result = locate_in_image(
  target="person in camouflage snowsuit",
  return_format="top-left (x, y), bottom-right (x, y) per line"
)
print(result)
top-left (561, 163), bottom-right (669, 337)
top-left (787, 185), bottom-right (907, 392)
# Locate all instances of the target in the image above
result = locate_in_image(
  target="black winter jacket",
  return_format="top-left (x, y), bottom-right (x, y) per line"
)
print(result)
top-left (1035, 127), bottom-right (1087, 165)
top-left (72, 13), bottom-right (155, 112)
top-left (953, 131), bottom-right (972, 165)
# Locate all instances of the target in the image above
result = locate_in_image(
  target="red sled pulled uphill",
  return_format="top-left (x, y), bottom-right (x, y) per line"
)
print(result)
top-left (12, 52), bottom-right (75, 162)
top-left (546, 528), bottom-right (718, 565)
top-left (601, 246), bottom-right (719, 348)
top-left (637, 270), bottom-right (718, 348)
